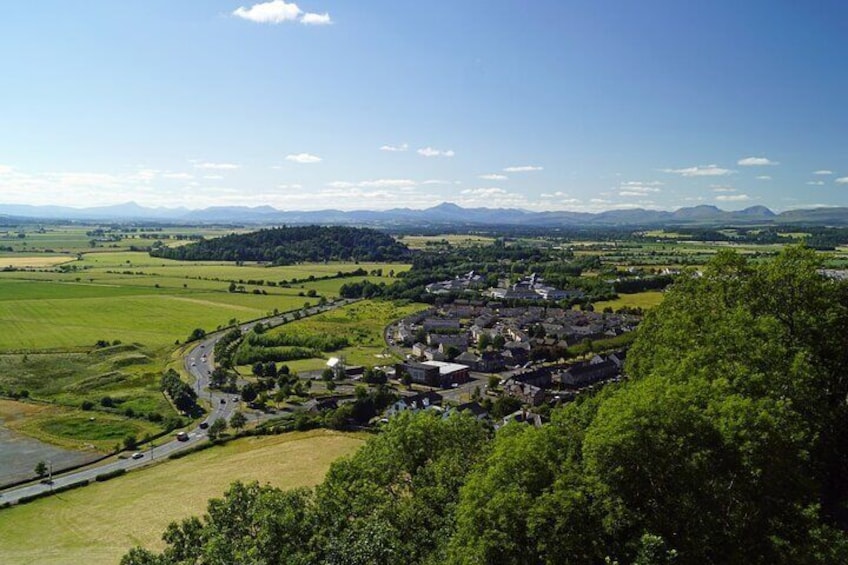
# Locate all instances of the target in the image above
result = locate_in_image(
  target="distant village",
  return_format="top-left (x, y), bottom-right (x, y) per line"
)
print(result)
top-left (379, 284), bottom-right (640, 426)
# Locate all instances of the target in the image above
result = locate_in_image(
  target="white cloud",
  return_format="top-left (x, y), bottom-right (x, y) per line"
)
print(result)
top-left (328, 179), bottom-right (416, 189)
top-left (737, 156), bottom-right (779, 166)
top-left (417, 147), bottom-right (455, 158)
top-left (194, 162), bottom-right (240, 170)
top-left (461, 187), bottom-right (507, 197)
top-left (285, 153), bottom-right (322, 164)
top-left (617, 181), bottom-right (662, 196)
top-left (756, 175), bottom-right (772, 180)
top-left (301, 12), bottom-right (331, 25)
top-left (813, 170), bottom-right (833, 175)
top-left (806, 181), bottom-right (825, 186)
top-left (162, 172), bottom-right (194, 180)
top-left (422, 179), bottom-right (453, 185)
top-left (660, 164), bottom-right (734, 177)
top-left (836, 177), bottom-right (848, 184)
top-left (278, 183), bottom-right (303, 189)
top-left (540, 191), bottom-right (568, 198)
top-left (479, 173), bottom-right (508, 181)
top-left (0, 164), bottom-right (13, 174)
top-left (716, 194), bottom-right (751, 202)
top-left (712, 186), bottom-right (736, 192)
top-left (503, 165), bottom-right (543, 172)
top-left (380, 143), bottom-right (408, 152)
top-left (233, 1), bottom-right (302, 24)
top-left (203, 175), bottom-right (224, 180)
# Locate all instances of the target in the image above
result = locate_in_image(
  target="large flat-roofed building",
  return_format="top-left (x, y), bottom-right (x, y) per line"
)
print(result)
top-left (396, 360), bottom-right (470, 387)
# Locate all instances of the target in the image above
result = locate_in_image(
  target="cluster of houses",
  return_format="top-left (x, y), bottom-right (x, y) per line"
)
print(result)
top-left (425, 271), bottom-right (487, 295)
top-left (390, 301), bottom-right (638, 375)
top-left (488, 273), bottom-right (584, 302)
top-left (500, 351), bottom-right (626, 406)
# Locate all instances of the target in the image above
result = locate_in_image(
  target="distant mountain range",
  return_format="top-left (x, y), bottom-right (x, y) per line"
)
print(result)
top-left (2, 201), bottom-right (848, 227)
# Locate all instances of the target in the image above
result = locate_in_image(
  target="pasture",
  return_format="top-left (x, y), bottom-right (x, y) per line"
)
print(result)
top-left (0, 430), bottom-right (365, 565)
top-left (255, 300), bottom-right (428, 372)
top-left (594, 291), bottom-right (666, 311)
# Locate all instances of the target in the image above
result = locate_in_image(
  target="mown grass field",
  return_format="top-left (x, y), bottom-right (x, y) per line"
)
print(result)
top-left (257, 300), bottom-right (428, 373)
top-left (0, 430), bottom-right (366, 565)
top-left (594, 290), bottom-right (665, 311)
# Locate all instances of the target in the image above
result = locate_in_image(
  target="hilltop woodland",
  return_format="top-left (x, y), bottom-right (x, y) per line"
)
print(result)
top-left (149, 225), bottom-right (410, 265)
top-left (123, 247), bottom-right (848, 564)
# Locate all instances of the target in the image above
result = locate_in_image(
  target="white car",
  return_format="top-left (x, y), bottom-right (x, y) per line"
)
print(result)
top-left (131, 452), bottom-right (144, 460)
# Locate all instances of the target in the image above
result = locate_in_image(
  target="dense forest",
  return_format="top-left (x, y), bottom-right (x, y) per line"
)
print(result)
top-left (149, 226), bottom-right (411, 265)
top-left (123, 247), bottom-right (848, 564)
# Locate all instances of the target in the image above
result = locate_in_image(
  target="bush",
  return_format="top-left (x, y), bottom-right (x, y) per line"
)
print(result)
top-left (95, 468), bottom-right (126, 482)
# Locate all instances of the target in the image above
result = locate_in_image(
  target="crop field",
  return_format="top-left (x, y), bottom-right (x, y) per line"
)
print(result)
top-left (0, 430), bottom-right (366, 565)
top-left (398, 234), bottom-right (496, 249)
top-left (0, 255), bottom-right (75, 268)
top-left (252, 300), bottom-right (428, 372)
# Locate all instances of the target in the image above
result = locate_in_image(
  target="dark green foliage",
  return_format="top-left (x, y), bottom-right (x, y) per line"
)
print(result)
top-left (159, 369), bottom-right (198, 413)
top-left (149, 225), bottom-right (410, 265)
top-left (95, 468), bottom-right (127, 482)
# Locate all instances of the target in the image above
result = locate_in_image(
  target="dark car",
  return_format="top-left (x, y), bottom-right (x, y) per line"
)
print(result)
top-left (176, 431), bottom-right (189, 441)
top-left (199, 422), bottom-right (209, 429)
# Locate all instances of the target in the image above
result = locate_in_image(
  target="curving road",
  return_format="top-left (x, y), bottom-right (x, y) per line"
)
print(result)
top-left (0, 299), bottom-right (357, 506)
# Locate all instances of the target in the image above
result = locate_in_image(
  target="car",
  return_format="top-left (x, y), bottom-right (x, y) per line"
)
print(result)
top-left (220, 398), bottom-right (226, 404)
top-left (176, 431), bottom-right (189, 441)
top-left (131, 452), bottom-right (144, 460)
top-left (232, 397), bottom-right (239, 402)
top-left (199, 422), bottom-right (209, 429)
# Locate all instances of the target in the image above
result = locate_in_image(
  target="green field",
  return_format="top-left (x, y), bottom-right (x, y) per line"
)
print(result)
top-left (252, 300), bottom-right (428, 372)
top-left (0, 250), bottom-right (411, 448)
top-left (594, 290), bottom-right (665, 311)
top-left (0, 430), bottom-right (365, 565)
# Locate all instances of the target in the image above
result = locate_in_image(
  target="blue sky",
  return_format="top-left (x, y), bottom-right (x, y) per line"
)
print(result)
top-left (1, 0), bottom-right (846, 212)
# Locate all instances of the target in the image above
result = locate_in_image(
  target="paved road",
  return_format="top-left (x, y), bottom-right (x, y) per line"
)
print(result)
top-left (0, 299), bottom-right (357, 506)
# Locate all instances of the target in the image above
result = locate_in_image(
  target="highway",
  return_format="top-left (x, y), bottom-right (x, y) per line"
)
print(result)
top-left (0, 299), bottom-right (356, 506)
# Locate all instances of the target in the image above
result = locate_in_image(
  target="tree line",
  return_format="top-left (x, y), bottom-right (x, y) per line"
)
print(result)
top-left (149, 225), bottom-right (411, 265)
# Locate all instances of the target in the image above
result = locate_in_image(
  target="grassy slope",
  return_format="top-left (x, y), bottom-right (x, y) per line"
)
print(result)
top-left (260, 300), bottom-right (428, 372)
top-left (0, 430), bottom-right (365, 565)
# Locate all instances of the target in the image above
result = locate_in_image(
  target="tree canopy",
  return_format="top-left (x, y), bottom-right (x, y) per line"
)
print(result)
top-left (149, 225), bottom-right (410, 265)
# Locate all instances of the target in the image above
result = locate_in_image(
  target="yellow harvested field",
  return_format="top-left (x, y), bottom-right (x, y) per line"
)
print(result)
top-left (0, 430), bottom-right (365, 565)
top-left (0, 256), bottom-right (74, 268)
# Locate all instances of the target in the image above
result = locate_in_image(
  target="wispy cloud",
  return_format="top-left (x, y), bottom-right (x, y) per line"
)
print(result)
top-left (417, 147), bottom-right (455, 157)
top-left (285, 153), bottom-right (322, 164)
top-left (503, 165), bottom-right (542, 172)
top-left (660, 164), bottom-right (733, 177)
top-left (479, 173), bottom-right (508, 181)
top-left (301, 12), bottom-right (332, 25)
top-left (194, 162), bottom-right (240, 170)
top-left (461, 187), bottom-right (507, 197)
top-left (755, 175), bottom-right (772, 180)
top-left (813, 170), bottom-right (833, 175)
top-left (616, 181), bottom-right (662, 197)
top-left (806, 181), bottom-right (825, 186)
top-left (162, 172), bottom-right (194, 180)
top-left (836, 177), bottom-right (848, 185)
top-left (737, 156), bottom-right (779, 166)
top-left (380, 143), bottom-right (408, 152)
top-left (716, 193), bottom-right (751, 202)
top-left (712, 186), bottom-right (736, 192)
top-left (327, 179), bottom-right (416, 189)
